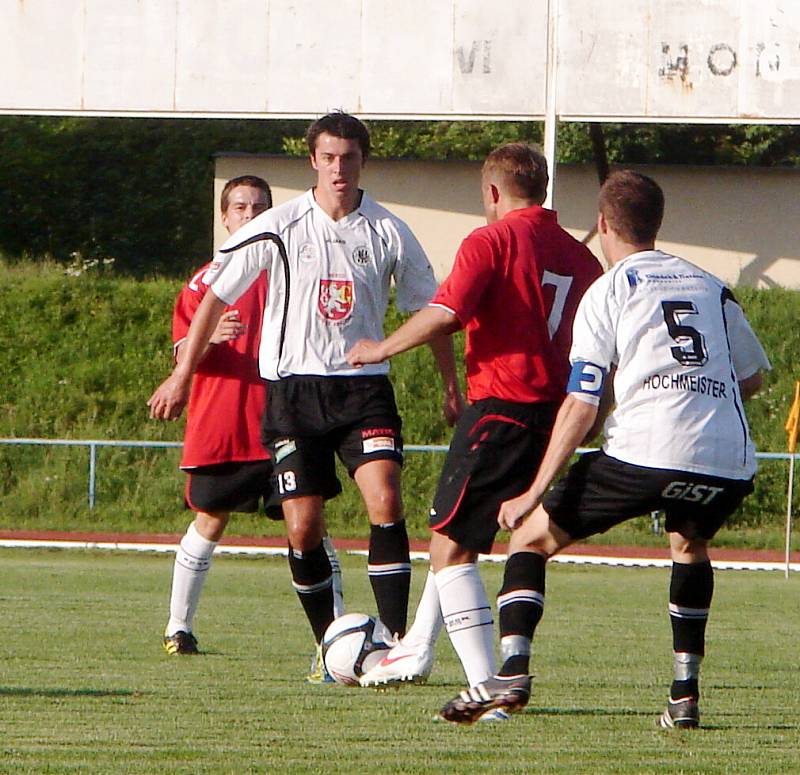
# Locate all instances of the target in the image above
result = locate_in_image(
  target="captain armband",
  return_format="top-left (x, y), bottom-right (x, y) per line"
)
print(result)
top-left (566, 361), bottom-right (607, 406)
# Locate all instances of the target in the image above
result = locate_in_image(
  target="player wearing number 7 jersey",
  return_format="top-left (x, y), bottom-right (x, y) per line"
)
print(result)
top-left (347, 143), bottom-right (602, 693)
top-left (439, 170), bottom-right (771, 727)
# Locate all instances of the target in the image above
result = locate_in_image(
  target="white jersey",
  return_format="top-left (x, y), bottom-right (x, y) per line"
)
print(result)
top-left (570, 250), bottom-right (770, 479)
top-left (206, 189), bottom-right (438, 380)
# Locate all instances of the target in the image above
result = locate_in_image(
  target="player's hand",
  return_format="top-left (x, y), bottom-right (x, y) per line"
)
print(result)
top-left (442, 387), bottom-right (465, 427)
top-left (147, 371), bottom-right (192, 420)
top-left (209, 310), bottom-right (246, 344)
top-left (497, 491), bottom-right (539, 531)
top-left (346, 339), bottom-right (387, 367)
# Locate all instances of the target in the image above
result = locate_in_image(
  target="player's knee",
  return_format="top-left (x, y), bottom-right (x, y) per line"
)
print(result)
top-left (363, 488), bottom-right (403, 522)
top-left (669, 531), bottom-right (709, 563)
top-left (194, 512), bottom-right (229, 542)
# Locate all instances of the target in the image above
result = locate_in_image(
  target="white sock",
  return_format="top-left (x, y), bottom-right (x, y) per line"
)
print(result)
top-left (401, 569), bottom-right (443, 649)
top-left (166, 521), bottom-right (217, 635)
top-left (435, 563), bottom-right (496, 687)
top-left (323, 535), bottom-right (345, 618)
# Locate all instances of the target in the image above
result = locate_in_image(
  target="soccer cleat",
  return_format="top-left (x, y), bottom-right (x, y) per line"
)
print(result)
top-left (307, 643), bottom-right (335, 684)
top-left (439, 674), bottom-right (531, 724)
top-left (659, 696), bottom-right (700, 729)
top-left (163, 629), bottom-right (199, 655)
top-left (358, 639), bottom-right (434, 687)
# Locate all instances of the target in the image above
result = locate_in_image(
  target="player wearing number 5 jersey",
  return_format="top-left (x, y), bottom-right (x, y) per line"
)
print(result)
top-left (348, 143), bottom-right (602, 692)
top-left (440, 170), bottom-right (770, 727)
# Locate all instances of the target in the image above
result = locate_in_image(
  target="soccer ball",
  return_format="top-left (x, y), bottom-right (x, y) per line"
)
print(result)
top-left (322, 613), bottom-right (392, 686)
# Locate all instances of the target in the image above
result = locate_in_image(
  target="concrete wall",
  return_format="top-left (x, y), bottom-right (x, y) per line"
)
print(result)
top-left (214, 155), bottom-right (800, 289)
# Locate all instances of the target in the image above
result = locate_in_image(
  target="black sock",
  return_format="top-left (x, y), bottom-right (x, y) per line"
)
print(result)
top-left (288, 541), bottom-right (334, 643)
top-left (368, 521), bottom-right (411, 636)
top-left (497, 552), bottom-right (546, 676)
top-left (670, 678), bottom-right (700, 702)
top-left (669, 560), bottom-right (713, 655)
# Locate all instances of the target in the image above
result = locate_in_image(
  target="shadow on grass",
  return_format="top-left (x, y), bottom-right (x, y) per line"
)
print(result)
top-left (524, 706), bottom-right (796, 730)
top-left (525, 705), bottom-right (654, 717)
top-left (0, 687), bottom-right (140, 699)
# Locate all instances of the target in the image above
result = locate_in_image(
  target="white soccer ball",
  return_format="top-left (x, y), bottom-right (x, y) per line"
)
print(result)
top-left (322, 612), bottom-right (392, 686)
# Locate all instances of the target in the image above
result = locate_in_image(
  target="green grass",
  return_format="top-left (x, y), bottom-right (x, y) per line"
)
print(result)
top-left (1, 261), bottom-right (800, 545)
top-left (1, 548), bottom-right (798, 773)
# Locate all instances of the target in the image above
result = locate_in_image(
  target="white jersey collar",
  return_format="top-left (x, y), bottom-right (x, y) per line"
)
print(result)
top-left (306, 188), bottom-right (377, 229)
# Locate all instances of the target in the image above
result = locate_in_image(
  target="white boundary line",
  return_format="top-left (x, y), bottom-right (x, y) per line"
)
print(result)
top-left (0, 538), bottom-right (795, 573)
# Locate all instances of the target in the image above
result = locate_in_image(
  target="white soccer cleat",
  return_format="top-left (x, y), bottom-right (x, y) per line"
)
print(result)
top-left (358, 639), bottom-right (434, 687)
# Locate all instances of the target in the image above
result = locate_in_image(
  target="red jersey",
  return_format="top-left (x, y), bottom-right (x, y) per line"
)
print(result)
top-left (431, 206), bottom-right (602, 404)
top-left (173, 263), bottom-right (269, 468)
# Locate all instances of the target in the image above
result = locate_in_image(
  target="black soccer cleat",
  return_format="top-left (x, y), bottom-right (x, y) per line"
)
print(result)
top-left (659, 696), bottom-right (700, 729)
top-left (439, 674), bottom-right (532, 724)
top-left (163, 629), bottom-right (200, 656)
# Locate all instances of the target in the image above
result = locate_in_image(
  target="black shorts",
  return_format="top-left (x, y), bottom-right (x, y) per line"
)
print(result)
top-left (263, 375), bottom-right (403, 502)
top-left (543, 450), bottom-right (754, 541)
top-left (430, 398), bottom-right (557, 554)
top-left (184, 460), bottom-right (282, 519)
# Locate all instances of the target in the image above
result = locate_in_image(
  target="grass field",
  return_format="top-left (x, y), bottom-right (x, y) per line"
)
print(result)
top-left (2, 262), bottom-right (800, 540)
top-left (1, 549), bottom-right (797, 774)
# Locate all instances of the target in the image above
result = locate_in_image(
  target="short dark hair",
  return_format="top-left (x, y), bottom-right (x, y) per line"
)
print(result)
top-left (220, 175), bottom-right (272, 212)
top-left (598, 171), bottom-right (664, 244)
top-left (306, 112), bottom-right (371, 159)
top-left (482, 143), bottom-right (549, 203)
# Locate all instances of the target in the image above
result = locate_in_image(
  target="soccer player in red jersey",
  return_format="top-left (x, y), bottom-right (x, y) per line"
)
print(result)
top-left (348, 143), bottom-right (602, 696)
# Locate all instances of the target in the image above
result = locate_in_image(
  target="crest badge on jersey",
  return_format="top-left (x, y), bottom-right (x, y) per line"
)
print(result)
top-left (352, 245), bottom-right (371, 266)
top-left (318, 279), bottom-right (354, 322)
top-left (299, 243), bottom-right (316, 263)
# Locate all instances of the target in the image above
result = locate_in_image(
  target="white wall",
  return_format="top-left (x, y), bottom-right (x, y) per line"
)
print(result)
top-left (215, 155), bottom-right (800, 289)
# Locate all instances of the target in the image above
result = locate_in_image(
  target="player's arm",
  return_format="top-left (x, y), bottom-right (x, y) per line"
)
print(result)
top-left (148, 290), bottom-right (227, 420)
top-left (497, 361), bottom-right (606, 531)
top-left (427, 329), bottom-right (464, 426)
top-left (174, 309), bottom-right (246, 366)
top-left (583, 365), bottom-right (616, 443)
top-left (347, 306), bottom-right (459, 364)
top-left (346, 306), bottom-right (464, 425)
top-left (738, 372), bottom-right (763, 400)
top-left (723, 292), bottom-right (770, 401)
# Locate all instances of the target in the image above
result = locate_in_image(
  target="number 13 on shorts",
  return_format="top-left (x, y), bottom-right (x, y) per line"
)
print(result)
top-left (277, 471), bottom-right (297, 493)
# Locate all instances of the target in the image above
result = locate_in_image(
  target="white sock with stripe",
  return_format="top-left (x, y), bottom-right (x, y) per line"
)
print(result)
top-left (167, 520), bottom-right (217, 636)
top-left (323, 535), bottom-right (345, 618)
top-left (435, 563), bottom-right (496, 686)
top-left (401, 569), bottom-right (443, 649)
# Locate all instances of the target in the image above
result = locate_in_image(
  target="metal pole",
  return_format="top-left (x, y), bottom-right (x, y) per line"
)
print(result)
top-left (543, 0), bottom-right (559, 209)
top-left (785, 454), bottom-right (794, 578)
top-left (88, 443), bottom-right (97, 509)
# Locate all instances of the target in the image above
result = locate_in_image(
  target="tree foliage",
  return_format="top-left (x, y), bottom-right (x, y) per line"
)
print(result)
top-left (0, 116), bottom-right (797, 276)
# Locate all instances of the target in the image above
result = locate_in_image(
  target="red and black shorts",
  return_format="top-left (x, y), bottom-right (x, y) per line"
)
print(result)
top-left (543, 450), bottom-right (754, 541)
top-left (184, 460), bottom-right (282, 518)
top-left (430, 398), bottom-right (557, 554)
top-left (263, 375), bottom-right (404, 502)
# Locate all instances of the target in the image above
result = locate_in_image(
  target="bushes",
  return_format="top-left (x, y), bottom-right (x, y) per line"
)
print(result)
top-left (0, 261), bottom-right (798, 542)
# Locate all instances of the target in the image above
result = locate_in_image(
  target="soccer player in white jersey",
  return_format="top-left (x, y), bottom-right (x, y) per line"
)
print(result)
top-left (439, 170), bottom-right (770, 727)
top-left (156, 176), bottom-right (343, 679)
top-left (149, 113), bottom-right (462, 661)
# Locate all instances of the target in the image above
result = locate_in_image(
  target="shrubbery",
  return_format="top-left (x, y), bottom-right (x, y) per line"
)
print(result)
top-left (0, 261), bottom-right (797, 545)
